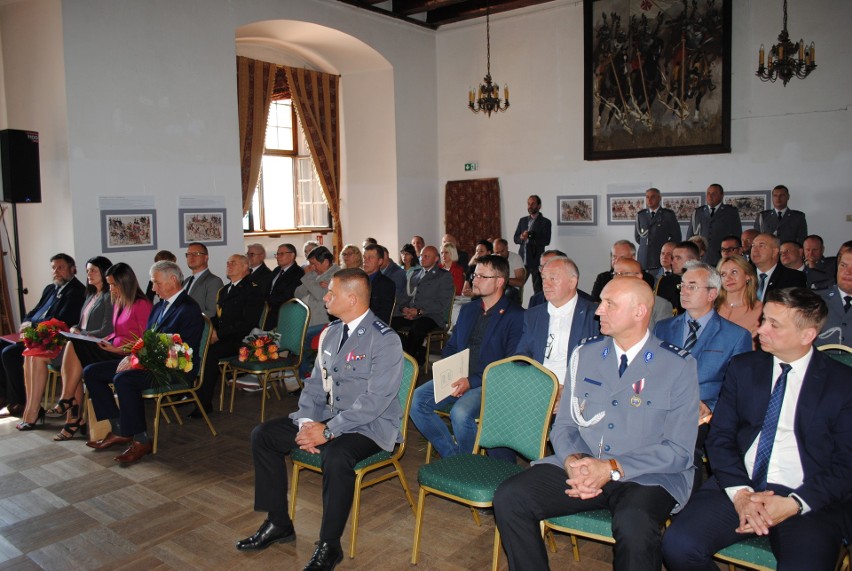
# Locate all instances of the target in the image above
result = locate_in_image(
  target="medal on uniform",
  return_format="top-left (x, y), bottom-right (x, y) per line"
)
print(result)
top-left (631, 378), bottom-right (645, 407)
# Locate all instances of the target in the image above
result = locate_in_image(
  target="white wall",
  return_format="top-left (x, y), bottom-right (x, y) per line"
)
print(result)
top-left (435, 0), bottom-right (852, 293)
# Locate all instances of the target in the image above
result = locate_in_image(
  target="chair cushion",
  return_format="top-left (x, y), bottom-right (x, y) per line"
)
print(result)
top-left (715, 536), bottom-right (777, 569)
top-left (417, 454), bottom-right (525, 503)
top-left (547, 510), bottom-right (613, 539)
top-left (291, 447), bottom-right (393, 471)
top-left (226, 355), bottom-right (298, 373)
top-left (142, 380), bottom-right (191, 396)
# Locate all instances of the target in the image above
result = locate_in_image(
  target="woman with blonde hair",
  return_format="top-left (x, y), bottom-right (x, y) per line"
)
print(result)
top-left (339, 244), bottom-right (363, 269)
top-left (716, 255), bottom-right (763, 339)
top-left (440, 243), bottom-right (465, 295)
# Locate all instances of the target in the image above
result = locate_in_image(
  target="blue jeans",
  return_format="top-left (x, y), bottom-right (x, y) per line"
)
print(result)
top-left (410, 381), bottom-right (481, 459)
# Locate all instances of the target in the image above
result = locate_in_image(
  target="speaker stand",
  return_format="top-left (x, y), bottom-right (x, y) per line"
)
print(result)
top-left (10, 203), bottom-right (25, 319)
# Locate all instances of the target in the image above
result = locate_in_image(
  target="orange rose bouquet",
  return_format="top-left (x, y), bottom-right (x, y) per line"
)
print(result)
top-left (238, 330), bottom-right (282, 363)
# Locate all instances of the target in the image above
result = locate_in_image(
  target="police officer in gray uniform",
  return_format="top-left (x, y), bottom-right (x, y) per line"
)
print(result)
top-left (494, 278), bottom-right (699, 571)
top-left (686, 183), bottom-right (742, 266)
top-left (237, 268), bottom-right (404, 571)
top-left (635, 187), bottom-right (682, 271)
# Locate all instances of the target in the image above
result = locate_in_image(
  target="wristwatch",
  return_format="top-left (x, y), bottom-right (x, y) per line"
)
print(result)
top-left (609, 459), bottom-right (622, 482)
top-left (322, 425), bottom-right (334, 441)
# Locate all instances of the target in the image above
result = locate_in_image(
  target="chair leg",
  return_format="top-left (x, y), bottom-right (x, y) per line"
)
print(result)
top-left (229, 368), bottom-right (238, 413)
top-left (349, 471), bottom-right (367, 559)
top-left (151, 396), bottom-right (163, 454)
top-left (218, 362), bottom-right (230, 412)
top-left (260, 373), bottom-right (269, 422)
top-left (544, 527), bottom-right (557, 553)
top-left (491, 528), bottom-right (501, 571)
top-left (425, 441), bottom-right (433, 465)
top-left (190, 392), bottom-right (217, 437)
top-left (471, 506), bottom-right (481, 526)
top-left (570, 534), bottom-right (581, 562)
top-left (411, 487), bottom-right (428, 565)
top-left (289, 464), bottom-right (301, 521)
top-left (392, 460), bottom-right (416, 514)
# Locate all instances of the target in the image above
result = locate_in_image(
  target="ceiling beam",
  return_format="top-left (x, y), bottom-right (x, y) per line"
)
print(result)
top-left (392, 0), bottom-right (467, 17)
top-left (425, 0), bottom-right (554, 27)
top-left (335, 0), bottom-right (438, 29)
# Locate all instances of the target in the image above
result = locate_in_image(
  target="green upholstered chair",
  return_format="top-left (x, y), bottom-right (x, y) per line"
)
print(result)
top-left (141, 315), bottom-right (217, 453)
top-left (543, 509), bottom-right (616, 561)
top-left (221, 298), bottom-right (310, 421)
top-left (410, 356), bottom-right (558, 571)
top-left (288, 352), bottom-right (419, 559)
top-left (217, 302), bottom-right (270, 412)
top-left (713, 536), bottom-right (777, 571)
top-left (818, 343), bottom-right (852, 368)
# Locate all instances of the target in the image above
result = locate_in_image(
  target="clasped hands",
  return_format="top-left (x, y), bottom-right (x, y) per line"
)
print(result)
top-left (401, 307), bottom-right (419, 320)
top-left (295, 421), bottom-right (329, 454)
top-left (733, 489), bottom-right (799, 535)
top-left (563, 455), bottom-right (612, 500)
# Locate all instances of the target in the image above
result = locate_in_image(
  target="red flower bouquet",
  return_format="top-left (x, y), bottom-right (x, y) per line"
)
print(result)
top-left (21, 318), bottom-right (70, 359)
top-left (238, 330), bottom-right (282, 363)
top-left (128, 329), bottom-right (193, 389)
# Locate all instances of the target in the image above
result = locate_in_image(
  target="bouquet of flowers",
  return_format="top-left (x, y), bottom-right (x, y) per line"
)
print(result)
top-left (21, 318), bottom-right (70, 359)
top-left (238, 329), bottom-right (282, 363)
top-left (128, 329), bottom-right (193, 389)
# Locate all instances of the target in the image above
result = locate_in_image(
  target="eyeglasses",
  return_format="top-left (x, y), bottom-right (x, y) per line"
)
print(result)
top-left (612, 271), bottom-right (641, 277)
top-left (677, 283), bottom-right (714, 292)
top-left (276, 251), bottom-right (295, 256)
top-left (720, 247), bottom-right (741, 254)
top-left (246, 252), bottom-right (263, 257)
top-left (185, 252), bottom-right (206, 258)
top-left (472, 273), bottom-right (500, 280)
top-left (544, 333), bottom-right (556, 359)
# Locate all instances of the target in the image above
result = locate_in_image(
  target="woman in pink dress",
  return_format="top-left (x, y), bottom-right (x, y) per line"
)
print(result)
top-left (49, 262), bottom-right (151, 440)
top-left (716, 255), bottom-right (763, 344)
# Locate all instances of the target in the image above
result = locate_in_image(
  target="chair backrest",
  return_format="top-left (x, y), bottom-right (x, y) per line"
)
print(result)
top-left (396, 352), bottom-right (419, 453)
top-left (276, 298), bottom-right (310, 357)
top-left (441, 290), bottom-right (456, 332)
top-left (192, 315), bottom-right (214, 388)
top-left (818, 343), bottom-right (852, 368)
top-left (258, 302), bottom-right (270, 329)
top-left (474, 356), bottom-right (558, 461)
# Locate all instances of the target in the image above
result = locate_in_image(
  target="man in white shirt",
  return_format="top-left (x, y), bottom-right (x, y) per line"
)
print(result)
top-left (662, 287), bottom-right (852, 570)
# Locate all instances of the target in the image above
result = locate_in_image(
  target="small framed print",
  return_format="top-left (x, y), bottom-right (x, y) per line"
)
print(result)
top-left (100, 209), bottom-right (157, 253)
top-left (557, 195), bottom-right (598, 226)
top-left (724, 191), bottom-right (770, 224)
top-left (606, 193), bottom-right (646, 225)
top-left (662, 193), bottom-right (706, 224)
top-left (179, 208), bottom-right (227, 247)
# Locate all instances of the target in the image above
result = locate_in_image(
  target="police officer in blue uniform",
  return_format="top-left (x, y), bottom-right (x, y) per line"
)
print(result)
top-left (237, 268), bottom-right (404, 571)
top-left (494, 278), bottom-right (699, 571)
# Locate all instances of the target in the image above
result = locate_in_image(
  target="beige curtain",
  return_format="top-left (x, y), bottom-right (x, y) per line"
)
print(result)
top-left (285, 67), bottom-right (342, 257)
top-left (236, 56), bottom-right (276, 215)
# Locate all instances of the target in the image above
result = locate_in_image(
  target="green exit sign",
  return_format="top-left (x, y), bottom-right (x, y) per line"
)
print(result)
top-left (464, 162), bottom-right (477, 171)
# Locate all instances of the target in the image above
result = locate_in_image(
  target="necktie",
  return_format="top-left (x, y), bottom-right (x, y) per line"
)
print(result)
top-left (618, 354), bottom-right (628, 377)
top-left (757, 273), bottom-right (768, 299)
top-left (752, 363), bottom-right (792, 490)
top-left (338, 324), bottom-right (349, 352)
top-left (709, 207), bottom-right (716, 217)
top-left (777, 210), bottom-right (784, 222)
top-left (844, 296), bottom-right (852, 313)
top-left (650, 210), bottom-right (656, 219)
top-left (269, 269), bottom-right (282, 294)
top-left (156, 301), bottom-right (169, 327)
top-left (31, 285), bottom-right (59, 321)
top-left (184, 275), bottom-right (195, 292)
top-left (684, 320), bottom-right (700, 351)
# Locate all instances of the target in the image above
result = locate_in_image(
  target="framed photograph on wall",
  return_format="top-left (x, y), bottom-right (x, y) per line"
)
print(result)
top-left (584, 0), bottom-right (732, 160)
top-left (606, 193), bottom-right (646, 225)
top-left (557, 195), bottom-right (598, 226)
top-left (662, 193), bottom-right (705, 225)
top-left (179, 208), bottom-right (227, 247)
top-left (100, 209), bottom-right (157, 253)
top-left (725, 191), bottom-right (770, 224)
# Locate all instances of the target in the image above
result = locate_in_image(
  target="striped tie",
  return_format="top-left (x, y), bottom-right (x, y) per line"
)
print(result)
top-left (752, 364), bottom-right (791, 490)
top-left (684, 320), bottom-right (700, 351)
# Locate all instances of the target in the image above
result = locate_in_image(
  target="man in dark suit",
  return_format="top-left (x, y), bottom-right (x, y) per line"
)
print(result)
top-left (391, 245), bottom-right (455, 365)
top-left (753, 185), bottom-right (808, 245)
top-left (193, 254), bottom-right (265, 416)
top-left (662, 288), bottom-right (852, 570)
top-left (657, 241), bottom-right (701, 315)
top-left (635, 187), bottom-right (682, 272)
top-left (0, 253), bottom-right (85, 416)
top-left (515, 256), bottom-right (598, 406)
top-left (183, 242), bottom-right (224, 316)
top-left (591, 240), bottom-right (656, 302)
top-left (246, 243), bottom-right (272, 289)
top-left (410, 255), bottom-right (524, 461)
top-left (264, 243), bottom-right (305, 329)
top-left (654, 261), bottom-right (753, 493)
top-left (804, 234), bottom-right (837, 291)
top-left (84, 261), bottom-right (204, 464)
top-left (379, 245), bottom-right (407, 299)
top-left (236, 269), bottom-right (404, 570)
top-left (361, 244), bottom-right (395, 324)
top-left (750, 233), bottom-right (807, 302)
top-left (513, 194), bottom-right (552, 295)
top-left (686, 184), bottom-right (742, 266)
top-left (816, 240), bottom-right (851, 347)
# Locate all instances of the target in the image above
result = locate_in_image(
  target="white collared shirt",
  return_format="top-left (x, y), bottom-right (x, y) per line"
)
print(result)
top-left (613, 330), bottom-right (651, 369)
top-left (542, 295), bottom-right (578, 385)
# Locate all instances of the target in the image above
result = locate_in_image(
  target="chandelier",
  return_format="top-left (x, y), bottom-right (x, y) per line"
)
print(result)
top-left (468, 3), bottom-right (509, 116)
top-left (756, 0), bottom-right (816, 86)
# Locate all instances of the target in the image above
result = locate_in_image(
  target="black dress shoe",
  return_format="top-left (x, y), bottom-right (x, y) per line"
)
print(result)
top-left (235, 520), bottom-right (296, 551)
top-left (304, 541), bottom-right (343, 570)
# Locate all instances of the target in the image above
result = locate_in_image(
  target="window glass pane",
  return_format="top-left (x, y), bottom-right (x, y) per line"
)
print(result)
top-left (296, 157), bottom-right (328, 227)
top-left (265, 100), bottom-right (294, 151)
top-left (260, 155), bottom-right (295, 230)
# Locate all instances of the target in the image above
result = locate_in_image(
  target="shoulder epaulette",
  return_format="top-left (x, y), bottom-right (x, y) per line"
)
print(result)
top-left (373, 320), bottom-right (394, 335)
top-left (660, 341), bottom-right (691, 359)
top-left (328, 318), bottom-right (342, 326)
top-left (578, 335), bottom-right (605, 347)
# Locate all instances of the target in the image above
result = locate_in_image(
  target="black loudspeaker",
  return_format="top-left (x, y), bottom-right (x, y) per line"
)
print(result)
top-left (0, 129), bottom-right (41, 204)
